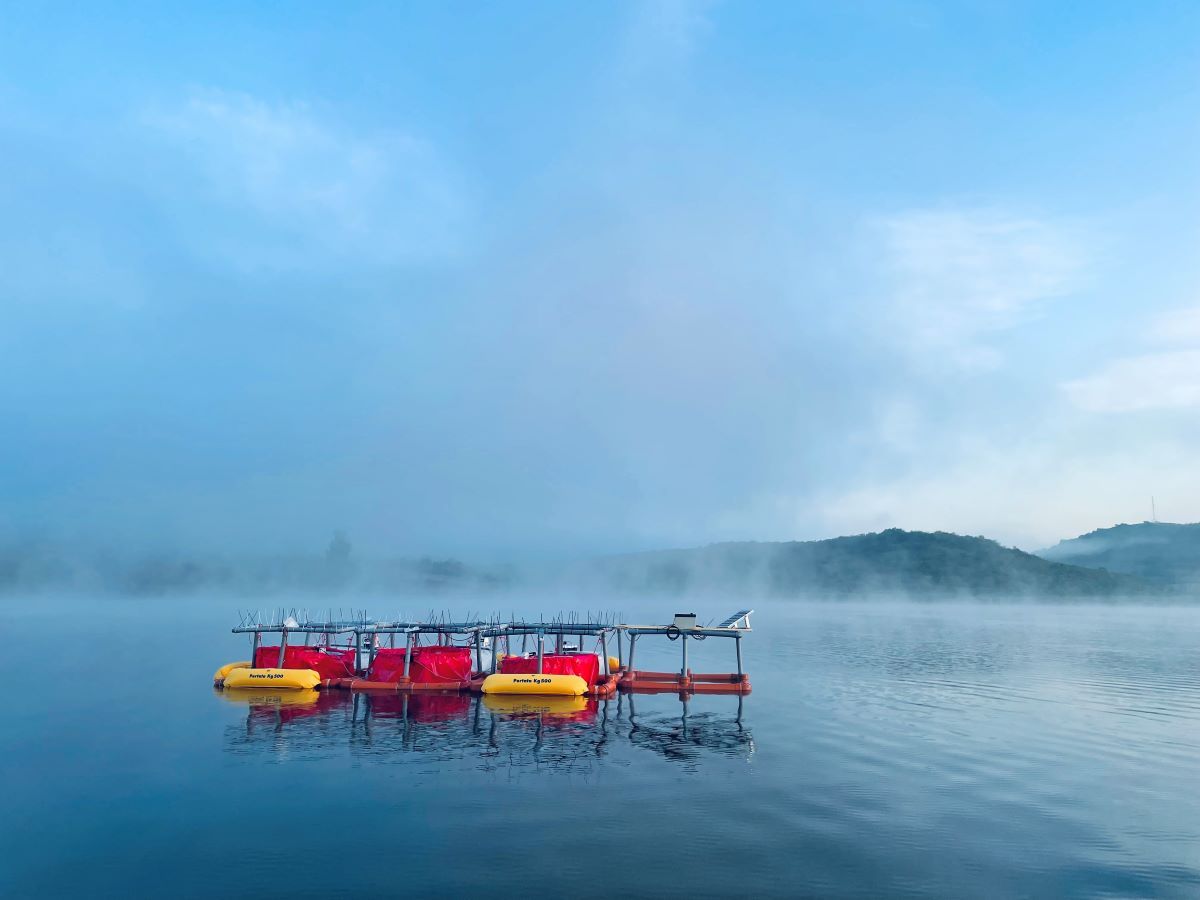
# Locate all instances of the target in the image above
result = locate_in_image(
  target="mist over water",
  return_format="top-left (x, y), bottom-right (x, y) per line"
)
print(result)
top-left (4, 594), bottom-right (1200, 899)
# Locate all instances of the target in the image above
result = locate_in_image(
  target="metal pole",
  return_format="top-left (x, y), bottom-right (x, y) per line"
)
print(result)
top-left (474, 631), bottom-right (483, 674)
top-left (617, 629), bottom-right (623, 668)
top-left (735, 634), bottom-right (743, 678)
top-left (354, 631), bottom-right (363, 675)
top-left (491, 634), bottom-right (499, 674)
top-left (250, 630), bottom-right (260, 668)
top-left (521, 632), bottom-right (528, 655)
top-left (627, 634), bottom-right (637, 673)
top-left (600, 632), bottom-right (609, 675)
top-left (403, 631), bottom-right (413, 679)
top-left (537, 633), bottom-right (544, 674)
top-left (277, 629), bottom-right (288, 668)
top-left (367, 633), bottom-right (377, 676)
top-left (681, 632), bottom-right (687, 676)
top-left (555, 632), bottom-right (562, 654)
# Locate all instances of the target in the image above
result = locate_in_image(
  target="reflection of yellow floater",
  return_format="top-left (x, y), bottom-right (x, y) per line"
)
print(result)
top-left (222, 668), bottom-right (321, 690)
top-left (216, 687), bottom-right (320, 707)
top-left (480, 673), bottom-right (587, 696)
top-left (213, 661), bottom-right (251, 684)
top-left (482, 694), bottom-right (587, 716)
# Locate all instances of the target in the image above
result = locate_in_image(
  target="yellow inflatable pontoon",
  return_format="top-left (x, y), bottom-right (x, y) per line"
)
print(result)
top-left (213, 661), bottom-right (251, 684)
top-left (480, 673), bottom-right (587, 696)
top-left (222, 667), bottom-right (321, 691)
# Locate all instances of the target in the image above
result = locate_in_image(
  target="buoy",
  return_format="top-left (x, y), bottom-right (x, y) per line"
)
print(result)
top-left (480, 672), bottom-right (587, 696)
top-left (222, 667), bottom-right (321, 691)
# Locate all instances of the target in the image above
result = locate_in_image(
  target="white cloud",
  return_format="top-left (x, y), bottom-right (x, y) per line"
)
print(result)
top-left (815, 439), bottom-right (1193, 549)
top-left (875, 208), bottom-right (1085, 370)
top-left (1145, 304), bottom-right (1200, 345)
top-left (144, 90), bottom-right (464, 269)
top-left (1063, 305), bottom-right (1200, 413)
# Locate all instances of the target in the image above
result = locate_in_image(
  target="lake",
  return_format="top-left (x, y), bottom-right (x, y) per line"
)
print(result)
top-left (2, 596), bottom-right (1199, 898)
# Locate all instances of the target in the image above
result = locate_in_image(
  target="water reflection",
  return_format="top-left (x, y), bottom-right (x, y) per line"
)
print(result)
top-left (220, 688), bottom-right (753, 770)
top-left (627, 693), bottom-right (756, 762)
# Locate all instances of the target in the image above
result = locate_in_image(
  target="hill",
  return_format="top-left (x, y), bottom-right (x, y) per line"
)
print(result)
top-left (586, 529), bottom-right (1156, 598)
top-left (1038, 522), bottom-right (1200, 588)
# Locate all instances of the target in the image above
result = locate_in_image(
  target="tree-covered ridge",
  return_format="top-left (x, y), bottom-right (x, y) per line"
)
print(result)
top-left (0, 527), bottom-right (1170, 598)
top-left (1038, 522), bottom-right (1200, 588)
top-left (595, 529), bottom-right (1156, 597)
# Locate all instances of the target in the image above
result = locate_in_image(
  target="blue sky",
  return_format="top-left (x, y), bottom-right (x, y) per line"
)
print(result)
top-left (3, 1), bottom-right (1200, 558)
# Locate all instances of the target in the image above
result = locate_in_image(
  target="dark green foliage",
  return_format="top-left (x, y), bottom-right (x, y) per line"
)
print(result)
top-left (598, 529), bottom-right (1157, 598)
top-left (1039, 522), bottom-right (1200, 588)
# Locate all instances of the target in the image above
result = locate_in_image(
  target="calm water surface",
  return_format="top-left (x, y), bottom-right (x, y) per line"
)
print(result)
top-left (3, 597), bottom-right (1199, 898)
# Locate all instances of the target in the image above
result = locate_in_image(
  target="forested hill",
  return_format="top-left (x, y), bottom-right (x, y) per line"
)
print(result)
top-left (1039, 522), bottom-right (1200, 588)
top-left (1, 527), bottom-right (1170, 598)
top-left (589, 529), bottom-right (1156, 598)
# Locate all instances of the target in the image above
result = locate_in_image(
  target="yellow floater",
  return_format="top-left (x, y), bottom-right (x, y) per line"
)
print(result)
top-left (222, 667), bottom-right (321, 691)
top-left (213, 661), bottom-right (251, 684)
top-left (480, 673), bottom-right (587, 696)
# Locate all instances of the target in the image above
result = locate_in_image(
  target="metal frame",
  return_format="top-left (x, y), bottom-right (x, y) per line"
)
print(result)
top-left (475, 620), bottom-right (619, 675)
top-left (618, 610), bottom-right (754, 686)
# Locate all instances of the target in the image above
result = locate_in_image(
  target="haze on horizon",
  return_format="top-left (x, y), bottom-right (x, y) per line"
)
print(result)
top-left (3, 2), bottom-right (1199, 563)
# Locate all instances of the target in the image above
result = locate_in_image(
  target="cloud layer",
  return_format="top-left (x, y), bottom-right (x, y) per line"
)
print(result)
top-left (3, 2), bottom-right (1199, 557)
top-left (144, 90), bottom-right (465, 269)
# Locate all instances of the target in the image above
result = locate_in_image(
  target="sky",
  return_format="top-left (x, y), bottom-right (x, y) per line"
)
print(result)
top-left (2, 1), bottom-right (1200, 560)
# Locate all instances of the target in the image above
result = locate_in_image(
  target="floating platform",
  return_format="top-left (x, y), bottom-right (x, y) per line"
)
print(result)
top-left (213, 609), bottom-right (752, 699)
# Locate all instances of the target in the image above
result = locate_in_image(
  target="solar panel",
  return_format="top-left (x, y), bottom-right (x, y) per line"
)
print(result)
top-left (717, 609), bottom-right (754, 629)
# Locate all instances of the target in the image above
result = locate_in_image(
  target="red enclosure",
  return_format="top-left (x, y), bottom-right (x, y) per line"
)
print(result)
top-left (254, 646), bottom-right (357, 680)
top-left (368, 646), bottom-right (473, 684)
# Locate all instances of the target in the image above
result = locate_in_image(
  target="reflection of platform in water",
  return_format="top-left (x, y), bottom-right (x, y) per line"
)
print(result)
top-left (220, 689), bottom-right (752, 768)
top-left (482, 693), bottom-right (592, 718)
top-left (216, 687), bottom-right (321, 708)
top-left (625, 693), bottom-right (754, 762)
